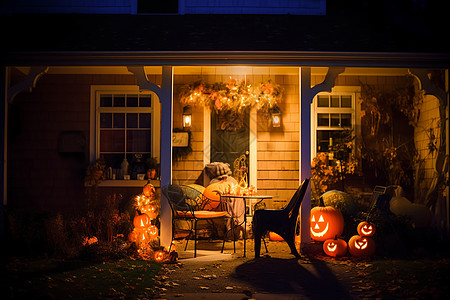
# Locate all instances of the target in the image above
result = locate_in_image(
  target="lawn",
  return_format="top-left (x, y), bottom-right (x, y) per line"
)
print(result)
top-left (2, 258), bottom-right (162, 299)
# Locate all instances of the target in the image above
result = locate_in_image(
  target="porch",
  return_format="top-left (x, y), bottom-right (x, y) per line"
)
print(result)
top-left (2, 61), bottom-right (449, 256)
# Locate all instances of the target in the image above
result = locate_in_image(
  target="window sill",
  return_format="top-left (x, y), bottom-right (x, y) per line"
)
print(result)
top-left (86, 180), bottom-right (160, 188)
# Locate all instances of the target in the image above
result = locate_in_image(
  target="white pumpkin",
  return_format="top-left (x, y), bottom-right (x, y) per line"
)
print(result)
top-left (390, 196), bottom-right (432, 228)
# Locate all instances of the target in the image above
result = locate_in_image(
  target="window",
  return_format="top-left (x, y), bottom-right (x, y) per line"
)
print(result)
top-left (312, 88), bottom-right (360, 160)
top-left (91, 86), bottom-right (159, 180)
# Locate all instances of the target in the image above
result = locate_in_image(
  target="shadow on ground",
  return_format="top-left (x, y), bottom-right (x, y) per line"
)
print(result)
top-left (232, 256), bottom-right (355, 299)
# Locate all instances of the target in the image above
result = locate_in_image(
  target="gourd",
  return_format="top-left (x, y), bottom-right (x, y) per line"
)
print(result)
top-left (357, 221), bottom-right (376, 237)
top-left (348, 235), bottom-right (376, 257)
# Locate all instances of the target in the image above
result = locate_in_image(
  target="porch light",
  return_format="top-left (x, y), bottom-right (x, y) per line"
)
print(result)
top-left (271, 106), bottom-right (281, 127)
top-left (182, 105), bottom-right (192, 128)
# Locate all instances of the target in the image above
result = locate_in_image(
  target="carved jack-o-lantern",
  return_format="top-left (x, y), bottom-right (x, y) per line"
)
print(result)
top-left (357, 221), bottom-right (376, 237)
top-left (148, 224), bottom-right (159, 238)
top-left (154, 250), bottom-right (166, 262)
top-left (141, 204), bottom-right (158, 219)
top-left (348, 235), bottom-right (376, 257)
top-left (323, 236), bottom-right (348, 257)
top-left (133, 213), bottom-right (150, 228)
top-left (310, 197), bottom-right (344, 241)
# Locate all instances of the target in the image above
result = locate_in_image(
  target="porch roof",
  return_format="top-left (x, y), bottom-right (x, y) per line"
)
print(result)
top-left (1, 3), bottom-right (449, 67)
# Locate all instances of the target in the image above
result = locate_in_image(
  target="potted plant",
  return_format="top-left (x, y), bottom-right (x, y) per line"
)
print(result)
top-left (146, 157), bottom-right (158, 180)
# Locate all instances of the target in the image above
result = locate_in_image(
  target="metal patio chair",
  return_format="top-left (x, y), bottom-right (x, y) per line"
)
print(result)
top-left (252, 178), bottom-right (309, 258)
top-left (161, 184), bottom-right (234, 258)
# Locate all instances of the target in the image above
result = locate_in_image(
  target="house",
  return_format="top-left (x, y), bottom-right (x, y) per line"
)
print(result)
top-left (1, 1), bottom-right (449, 247)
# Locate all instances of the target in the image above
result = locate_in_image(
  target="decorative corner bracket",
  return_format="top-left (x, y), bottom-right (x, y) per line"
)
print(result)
top-left (310, 66), bottom-right (346, 99)
top-left (7, 66), bottom-right (48, 103)
top-left (409, 68), bottom-right (447, 104)
top-left (127, 66), bottom-right (162, 99)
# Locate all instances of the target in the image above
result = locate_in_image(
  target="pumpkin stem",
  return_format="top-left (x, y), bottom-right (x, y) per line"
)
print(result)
top-left (319, 196), bottom-right (325, 207)
top-left (334, 235), bottom-right (338, 240)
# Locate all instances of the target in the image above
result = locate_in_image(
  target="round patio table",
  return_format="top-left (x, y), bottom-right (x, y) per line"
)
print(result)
top-left (220, 194), bottom-right (273, 257)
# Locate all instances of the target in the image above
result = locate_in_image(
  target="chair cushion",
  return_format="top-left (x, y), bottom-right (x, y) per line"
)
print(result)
top-left (176, 210), bottom-right (228, 218)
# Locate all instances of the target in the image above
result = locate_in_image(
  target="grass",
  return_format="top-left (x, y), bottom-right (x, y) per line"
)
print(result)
top-left (368, 257), bottom-right (450, 299)
top-left (3, 258), bottom-right (162, 299)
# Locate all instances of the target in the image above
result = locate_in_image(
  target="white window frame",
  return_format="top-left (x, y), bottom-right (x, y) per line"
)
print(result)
top-left (89, 85), bottom-right (161, 166)
top-left (311, 86), bottom-right (361, 159)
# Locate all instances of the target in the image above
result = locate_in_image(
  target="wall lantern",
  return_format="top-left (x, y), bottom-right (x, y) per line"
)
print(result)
top-left (182, 105), bottom-right (192, 128)
top-left (270, 106), bottom-right (281, 127)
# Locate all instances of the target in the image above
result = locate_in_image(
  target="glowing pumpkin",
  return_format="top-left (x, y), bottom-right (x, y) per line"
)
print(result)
top-left (148, 225), bottom-right (159, 239)
top-left (154, 250), bottom-right (166, 262)
top-left (141, 204), bottom-right (158, 219)
top-left (323, 236), bottom-right (347, 257)
top-left (348, 235), bottom-right (376, 257)
top-left (133, 213), bottom-right (150, 228)
top-left (310, 197), bottom-right (344, 242)
top-left (269, 232), bottom-right (284, 241)
top-left (143, 181), bottom-right (156, 197)
top-left (357, 221), bottom-right (376, 237)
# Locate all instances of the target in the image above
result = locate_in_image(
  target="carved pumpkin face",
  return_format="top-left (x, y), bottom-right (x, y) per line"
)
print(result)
top-left (357, 221), bottom-right (376, 237)
top-left (141, 205), bottom-right (158, 219)
top-left (323, 237), bottom-right (348, 257)
top-left (348, 235), bottom-right (376, 257)
top-left (154, 250), bottom-right (166, 262)
top-left (310, 203), bottom-right (344, 242)
top-left (148, 225), bottom-right (159, 238)
top-left (133, 213), bottom-right (150, 228)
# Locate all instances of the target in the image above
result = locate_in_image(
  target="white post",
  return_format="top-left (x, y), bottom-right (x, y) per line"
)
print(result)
top-left (159, 66), bottom-right (174, 248)
top-left (299, 67), bottom-right (312, 245)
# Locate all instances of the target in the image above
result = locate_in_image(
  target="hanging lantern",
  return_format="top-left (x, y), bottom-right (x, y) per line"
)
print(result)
top-left (270, 105), bottom-right (281, 127)
top-left (183, 105), bottom-right (192, 128)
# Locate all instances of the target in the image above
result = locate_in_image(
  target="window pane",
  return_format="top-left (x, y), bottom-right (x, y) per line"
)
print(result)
top-left (317, 130), bottom-right (331, 152)
top-left (102, 154), bottom-right (124, 169)
top-left (331, 96), bottom-right (340, 107)
top-left (331, 114), bottom-right (340, 127)
top-left (341, 96), bottom-right (352, 107)
top-left (100, 130), bottom-right (125, 152)
top-left (139, 113), bottom-right (151, 128)
top-left (127, 130), bottom-right (151, 153)
top-left (140, 95), bottom-right (152, 107)
top-left (318, 114), bottom-right (329, 126)
top-left (114, 95), bottom-right (125, 107)
top-left (127, 95), bottom-right (139, 107)
top-left (113, 113), bottom-right (125, 128)
top-left (100, 94), bottom-right (112, 107)
top-left (100, 113), bottom-right (112, 128)
top-left (341, 113), bottom-right (352, 127)
top-left (317, 96), bottom-right (329, 107)
top-left (127, 113), bottom-right (138, 128)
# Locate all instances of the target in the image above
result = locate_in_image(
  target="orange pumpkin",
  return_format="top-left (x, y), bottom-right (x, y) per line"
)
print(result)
top-left (203, 182), bottom-right (230, 210)
top-left (148, 225), bottom-right (159, 238)
top-left (348, 235), bottom-right (376, 257)
top-left (143, 181), bottom-right (156, 197)
top-left (154, 250), bottom-right (166, 262)
top-left (133, 213), bottom-right (150, 228)
top-left (269, 232), bottom-right (284, 241)
top-left (141, 204), bottom-right (158, 219)
top-left (323, 236), bottom-right (347, 257)
top-left (128, 230), bottom-right (138, 243)
top-left (310, 197), bottom-right (344, 242)
top-left (357, 221), bottom-right (376, 237)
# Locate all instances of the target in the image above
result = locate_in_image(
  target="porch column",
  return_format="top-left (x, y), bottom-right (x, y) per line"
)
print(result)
top-left (1, 67), bottom-right (6, 238)
top-left (127, 66), bottom-right (174, 248)
top-left (299, 66), bottom-right (345, 246)
top-left (299, 67), bottom-right (312, 245)
top-left (159, 66), bottom-right (174, 248)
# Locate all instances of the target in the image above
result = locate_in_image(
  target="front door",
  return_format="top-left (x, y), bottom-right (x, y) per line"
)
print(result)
top-left (210, 111), bottom-right (249, 182)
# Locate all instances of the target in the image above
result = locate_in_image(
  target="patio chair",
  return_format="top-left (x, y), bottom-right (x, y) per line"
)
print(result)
top-left (252, 178), bottom-right (309, 258)
top-left (161, 184), bottom-right (234, 258)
